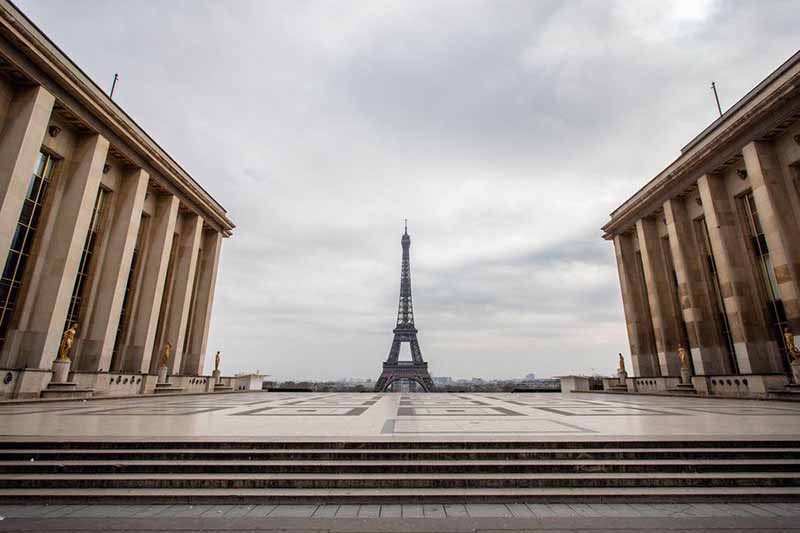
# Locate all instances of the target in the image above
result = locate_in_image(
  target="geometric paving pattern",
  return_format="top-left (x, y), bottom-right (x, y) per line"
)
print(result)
top-left (2, 391), bottom-right (800, 439)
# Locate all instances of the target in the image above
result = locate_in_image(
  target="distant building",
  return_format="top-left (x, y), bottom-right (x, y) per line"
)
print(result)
top-left (603, 50), bottom-right (800, 398)
top-left (0, 3), bottom-right (234, 399)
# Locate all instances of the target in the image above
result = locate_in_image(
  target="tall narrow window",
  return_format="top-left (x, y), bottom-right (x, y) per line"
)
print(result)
top-left (0, 151), bottom-right (57, 351)
top-left (63, 188), bottom-right (108, 332)
top-left (110, 216), bottom-right (148, 370)
top-left (634, 249), bottom-right (659, 374)
top-left (741, 192), bottom-right (790, 369)
top-left (181, 245), bottom-right (203, 374)
top-left (696, 217), bottom-right (738, 373)
top-left (661, 235), bottom-right (692, 372)
top-left (151, 234), bottom-right (179, 372)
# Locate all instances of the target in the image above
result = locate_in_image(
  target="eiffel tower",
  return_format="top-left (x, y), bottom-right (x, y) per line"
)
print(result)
top-left (374, 222), bottom-right (436, 392)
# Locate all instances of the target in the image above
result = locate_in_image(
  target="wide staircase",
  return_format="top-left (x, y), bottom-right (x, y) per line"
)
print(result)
top-left (0, 440), bottom-right (798, 503)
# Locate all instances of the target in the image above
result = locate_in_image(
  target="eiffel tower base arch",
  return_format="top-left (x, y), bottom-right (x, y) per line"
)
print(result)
top-left (374, 361), bottom-right (436, 392)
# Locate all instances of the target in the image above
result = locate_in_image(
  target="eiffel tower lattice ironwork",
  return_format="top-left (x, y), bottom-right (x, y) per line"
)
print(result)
top-left (374, 222), bottom-right (436, 392)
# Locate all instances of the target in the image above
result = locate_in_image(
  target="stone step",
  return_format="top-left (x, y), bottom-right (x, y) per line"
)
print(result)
top-left (1, 486), bottom-right (799, 504)
top-left (2, 471), bottom-right (798, 489)
top-left (2, 447), bottom-right (798, 461)
top-left (0, 440), bottom-right (796, 450)
top-left (3, 458), bottom-right (799, 474)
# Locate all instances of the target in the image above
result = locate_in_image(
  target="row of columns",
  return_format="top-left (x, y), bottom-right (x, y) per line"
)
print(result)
top-left (0, 83), bottom-right (223, 376)
top-left (615, 140), bottom-right (800, 377)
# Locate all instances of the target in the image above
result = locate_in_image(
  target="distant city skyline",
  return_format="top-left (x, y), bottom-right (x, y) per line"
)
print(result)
top-left (17, 0), bottom-right (800, 380)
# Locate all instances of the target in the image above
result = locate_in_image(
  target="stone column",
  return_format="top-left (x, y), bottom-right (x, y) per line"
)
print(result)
top-left (120, 194), bottom-right (178, 373)
top-left (663, 197), bottom-right (730, 375)
top-left (635, 217), bottom-right (684, 376)
top-left (743, 141), bottom-right (800, 334)
top-left (613, 232), bottom-right (660, 376)
top-left (77, 168), bottom-right (149, 372)
top-left (162, 213), bottom-right (203, 375)
top-left (182, 229), bottom-right (222, 376)
top-left (0, 85), bottom-right (55, 262)
top-left (4, 133), bottom-right (109, 369)
top-left (697, 173), bottom-right (774, 373)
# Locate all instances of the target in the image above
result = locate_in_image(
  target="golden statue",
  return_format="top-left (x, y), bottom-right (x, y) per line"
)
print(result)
top-left (617, 353), bottom-right (626, 373)
top-left (678, 344), bottom-right (690, 370)
top-left (785, 328), bottom-right (800, 361)
top-left (214, 351), bottom-right (221, 372)
top-left (160, 342), bottom-right (172, 369)
top-left (57, 324), bottom-right (78, 361)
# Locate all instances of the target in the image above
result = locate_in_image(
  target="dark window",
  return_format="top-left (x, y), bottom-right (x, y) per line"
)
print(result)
top-left (0, 152), bottom-right (57, 351)
top-left (634, 248), bottom-right (659, 375)
top-left (63, 188), bottom-right (108, 332)
top-left (181, 245), bottom-right (203, 373)
top-left (696, 217), bottom-right (738, 373)
top-left (661, 235), bottom-right (693, 373)
top-left (741, 192), bottom-right (790, 370)
top-left (110, 216), bottom-right (148, 370)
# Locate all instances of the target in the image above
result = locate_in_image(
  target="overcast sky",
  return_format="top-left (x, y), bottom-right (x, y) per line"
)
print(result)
top-left (17, 0), bottom-right (800, 380)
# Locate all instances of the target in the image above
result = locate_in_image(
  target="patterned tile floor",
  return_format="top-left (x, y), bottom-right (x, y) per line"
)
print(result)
top-left (1, 391), bottom-right (800, 440)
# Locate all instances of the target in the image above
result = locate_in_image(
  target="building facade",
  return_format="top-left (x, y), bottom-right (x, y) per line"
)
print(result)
top-left (0, 2), bottom-right (234, 398)
top-left (603, 50), bottom-right (800, 398)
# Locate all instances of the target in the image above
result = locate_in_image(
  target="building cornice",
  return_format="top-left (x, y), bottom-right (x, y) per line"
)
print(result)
top-left (0, 0), bottom-right (234, 236)
top-left (602, 50), bottom-right (800, 240)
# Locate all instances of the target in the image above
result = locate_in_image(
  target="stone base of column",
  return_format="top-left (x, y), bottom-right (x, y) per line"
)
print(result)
top-left (212, 371), bottom-right (234, 392)
top-left (51, 359), bottom-right (70, 384)
top-left (153, 383), bottom-right (186, 394)
top-left (41, 359), bottom-right (94, 399)
top-left (41, 382), bottom-right (94, 399)
top-left (667, 368), bottom-right (697, 395)
top-left (154, 366), bottom-right (184, 394)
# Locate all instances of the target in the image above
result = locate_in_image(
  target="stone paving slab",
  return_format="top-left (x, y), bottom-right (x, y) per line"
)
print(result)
top-left (8, 503), bottom-right (798, 519)
top-left (0, 515), bottom-right (798, 531)
top-left (2, 392), bottom-right (800, 440)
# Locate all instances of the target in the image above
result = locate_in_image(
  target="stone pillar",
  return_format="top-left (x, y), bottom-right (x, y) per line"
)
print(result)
top-left (613, 232), bottom-right (659, 376)
top-left (181, 229), bottom-right (222, 376)
top-left (3, 133), bottom-right (109, 369)
top-left (163, 213), bottom-right (203, 375)
top-left (76, 168), bottom-right (149, 372)
top-left (663, 197), bottom-right (730, 375)
top-left (0, 86), bottom-right (55, 262)
top-left (120, 194), bottom-right (179, 373)
top-left (635, 217), bottom-right (684, 376)
top-left (697, 173), bottom-right (774, 373)
top-left (743, 141), bottom-right (800, 334)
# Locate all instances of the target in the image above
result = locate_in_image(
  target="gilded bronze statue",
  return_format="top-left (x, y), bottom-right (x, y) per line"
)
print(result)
top-left (617, 353), bottom-right (626, 373)
top-left (214, 351), bottom-right (221, 372)
top-left (785, 328), bottom-right (800, 361)
top-left (160, 342), bottom-right (172, 369)
top-left (678, 345), bottom-right (690, 370)
top-left (57, 324), bottom-right (78, 361)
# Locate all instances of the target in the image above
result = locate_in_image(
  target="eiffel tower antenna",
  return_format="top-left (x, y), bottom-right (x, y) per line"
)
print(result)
top-left (374, 224), bottom-right (436, 392)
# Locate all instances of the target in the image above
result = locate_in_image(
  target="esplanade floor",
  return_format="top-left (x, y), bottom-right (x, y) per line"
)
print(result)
top-left (2, 391), bottom-right (800, 441)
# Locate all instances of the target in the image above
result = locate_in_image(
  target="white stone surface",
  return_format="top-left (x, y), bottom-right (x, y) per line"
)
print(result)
top-left (1, 391), bottom-right (800, 440)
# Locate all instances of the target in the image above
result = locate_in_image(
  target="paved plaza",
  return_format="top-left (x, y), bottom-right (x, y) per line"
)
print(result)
top-left (1, 391), bottom-right (800, 441)
top-left (2, 392), bottom-right (800, 531)
top-left (0, 502), bottom-right (799, 531)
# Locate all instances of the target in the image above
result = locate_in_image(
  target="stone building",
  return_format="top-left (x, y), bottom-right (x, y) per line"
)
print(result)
top-left (603, 50), bottom-right (800, 398)
top-left (0, 2), bottom-right (234, 398)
